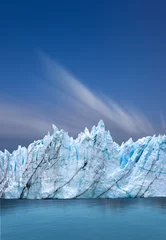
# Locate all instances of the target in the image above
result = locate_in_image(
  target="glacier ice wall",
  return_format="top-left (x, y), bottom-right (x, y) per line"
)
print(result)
top-left (0, 120), bottom-right (166, 199)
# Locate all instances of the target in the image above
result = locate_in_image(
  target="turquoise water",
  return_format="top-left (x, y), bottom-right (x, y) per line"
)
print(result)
top-left (1, 199), bottom-right (166, 240)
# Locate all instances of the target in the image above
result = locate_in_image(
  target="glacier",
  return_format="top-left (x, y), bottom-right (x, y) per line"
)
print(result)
top-left (0, 120), bottom-right (166, 199)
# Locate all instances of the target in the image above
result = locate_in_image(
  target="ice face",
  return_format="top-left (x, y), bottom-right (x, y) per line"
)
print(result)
top-left (0, 120), bottom-right (166, 199)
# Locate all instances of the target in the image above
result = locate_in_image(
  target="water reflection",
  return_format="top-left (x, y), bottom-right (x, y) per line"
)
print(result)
top-left (1, 198), bottom-right (166, 214)
top-left (1, 198), bottom-right (166, 240)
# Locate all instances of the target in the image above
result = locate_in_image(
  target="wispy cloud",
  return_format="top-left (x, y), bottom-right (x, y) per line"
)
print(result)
top-left (0, 52), bottom-right (156, 148)
top-left (0, 101), bottom-right (52, 138)
top-left (40, 52), bottom-right (154, 136)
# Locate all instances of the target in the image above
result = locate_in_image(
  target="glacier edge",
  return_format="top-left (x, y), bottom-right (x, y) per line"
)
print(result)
top-left (0, 120), bottom-right (166, 199)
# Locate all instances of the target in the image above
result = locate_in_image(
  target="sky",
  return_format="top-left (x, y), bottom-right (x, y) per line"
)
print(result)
top-left (0, 0), bottom-right (166, 152)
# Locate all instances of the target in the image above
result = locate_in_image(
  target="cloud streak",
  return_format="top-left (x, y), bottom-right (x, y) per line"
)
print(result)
top-left (0, 52), bottom-right (157, 149)
top-left (40, 52), bottom-right (154, 136)
top-left (0, 101), bottom-right (52, 138)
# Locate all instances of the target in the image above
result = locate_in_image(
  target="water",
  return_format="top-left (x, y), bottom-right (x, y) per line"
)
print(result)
top-left (1, 198), bottom-right (166, 240)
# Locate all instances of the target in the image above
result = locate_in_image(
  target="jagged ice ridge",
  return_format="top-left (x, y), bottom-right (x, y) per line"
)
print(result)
top-left (0, 120), bottom-right (166, 199)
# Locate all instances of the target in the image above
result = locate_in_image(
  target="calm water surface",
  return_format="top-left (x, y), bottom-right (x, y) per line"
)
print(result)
top-left (1, 198), bottom-right (166, 240)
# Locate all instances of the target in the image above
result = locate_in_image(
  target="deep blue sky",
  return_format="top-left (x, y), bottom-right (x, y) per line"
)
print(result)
top-left (0, 0), bottom-right (166, 151)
